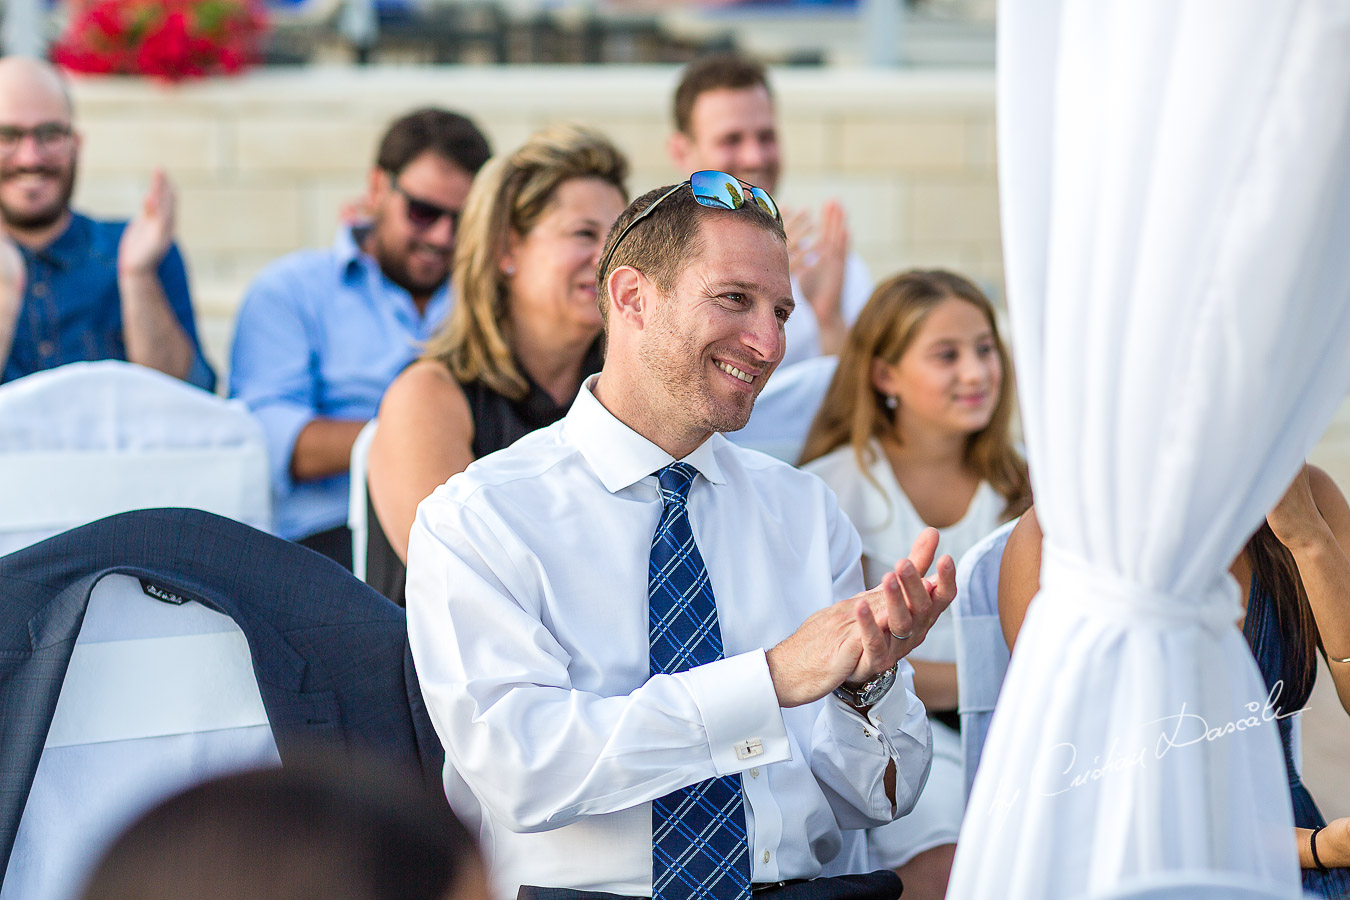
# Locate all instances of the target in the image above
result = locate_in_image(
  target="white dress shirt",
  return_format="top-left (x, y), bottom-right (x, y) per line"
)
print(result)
top-left (406, 379), bottom-right (932, 899)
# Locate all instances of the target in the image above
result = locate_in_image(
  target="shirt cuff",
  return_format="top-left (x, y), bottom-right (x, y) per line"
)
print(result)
top-left (676, 649), bottom-right (791, 776)
top-left (252, 403), bottom-right (315, 496)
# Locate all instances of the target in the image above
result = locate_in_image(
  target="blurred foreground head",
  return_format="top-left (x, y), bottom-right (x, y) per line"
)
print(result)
top-left (79, 755), bottom-right (489, 900)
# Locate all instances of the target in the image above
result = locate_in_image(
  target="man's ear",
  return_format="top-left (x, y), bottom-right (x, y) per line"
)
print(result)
top-left (365, 167), bottom-right (391, 210)
top-left (667, 131), bottom-right (695, 172)
top-left (607, 265), bottom-right (648, 329)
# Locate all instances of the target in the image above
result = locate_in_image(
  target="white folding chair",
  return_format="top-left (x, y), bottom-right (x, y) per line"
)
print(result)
top-left (0, 361), bottom-right (271, 555)
top-left (952, 517), bottom-right (1017, 803)
top-left (348, 418), bottom-right (379, 583)
top-left (0, 574), bottom-right (280, 900)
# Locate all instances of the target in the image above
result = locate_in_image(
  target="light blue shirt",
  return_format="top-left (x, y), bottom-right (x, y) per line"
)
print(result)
top-left (229, 227), bottom-right (450, 541)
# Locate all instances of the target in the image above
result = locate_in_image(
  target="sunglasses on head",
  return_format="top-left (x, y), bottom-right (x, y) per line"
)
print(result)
top-left (387, 174), bottom-right (461, 232)
top-left (597, 170), bottom-right (782, 278)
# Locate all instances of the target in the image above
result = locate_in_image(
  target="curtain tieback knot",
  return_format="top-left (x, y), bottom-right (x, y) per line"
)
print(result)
top-left (1039, 544), bottom-right (1241, 635)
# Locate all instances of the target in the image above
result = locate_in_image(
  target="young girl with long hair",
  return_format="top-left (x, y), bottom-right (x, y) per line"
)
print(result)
top-left (801, 268), bottom-right (1030, 900)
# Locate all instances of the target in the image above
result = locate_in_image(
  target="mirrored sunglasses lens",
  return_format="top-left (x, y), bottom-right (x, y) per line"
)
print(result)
top-left (748, 188), bottom-right (779, 220)
top-left (690, 171), bottom-right (743, 211)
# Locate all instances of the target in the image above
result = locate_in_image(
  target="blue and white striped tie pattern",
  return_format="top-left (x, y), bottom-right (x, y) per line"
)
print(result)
top-left (648, 461), bottom-right (752, 900)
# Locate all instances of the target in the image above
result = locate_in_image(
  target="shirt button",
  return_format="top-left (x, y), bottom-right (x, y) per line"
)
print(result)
top-left (862, 729), bottom-right (871, 738)
top-left (749, 768), bottom-right (760, 778)
top-left (763, 851), bottom-right (770, 864)
top-left (38, 340), bottom-right (55, 357)
top-left (32, 283), bottom-right (49, 298)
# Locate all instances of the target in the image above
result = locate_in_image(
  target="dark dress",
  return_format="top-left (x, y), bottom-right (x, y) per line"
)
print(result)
top-left (366, 341), bottom-right (604, 606)
top-left (1243, 578), bottom-right (1350, 898)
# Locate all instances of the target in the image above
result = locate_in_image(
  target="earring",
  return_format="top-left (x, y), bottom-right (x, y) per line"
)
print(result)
top-left (504, 265), bottom-right (515, 276)
top-left (885, 395), bottom-right (898, 410)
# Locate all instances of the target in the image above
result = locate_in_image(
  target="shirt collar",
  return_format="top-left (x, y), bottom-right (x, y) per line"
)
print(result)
top-left (565, 375), bottom-right (729, 494)
top-left (332, 225), bottom-right (368, 280)
top-left (34, 211), bottom-right (88, 268)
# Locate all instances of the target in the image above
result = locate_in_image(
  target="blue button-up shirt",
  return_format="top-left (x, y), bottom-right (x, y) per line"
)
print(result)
top-left (2, 211), bottom-right (215, 390)
top-left (229, 226), bottom-right (450, 541)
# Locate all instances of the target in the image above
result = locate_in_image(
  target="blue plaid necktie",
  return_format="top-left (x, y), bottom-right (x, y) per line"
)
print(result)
top-left (648, 461), bottom-right (751, 900)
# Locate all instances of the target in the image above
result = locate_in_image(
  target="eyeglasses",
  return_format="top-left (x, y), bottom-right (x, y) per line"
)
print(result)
top-left (388, 175), bottom-right (461, 232)
top-left (598, 169), bottom-right (781, 278)
top-left (0, 121), bottom-right (74, 157)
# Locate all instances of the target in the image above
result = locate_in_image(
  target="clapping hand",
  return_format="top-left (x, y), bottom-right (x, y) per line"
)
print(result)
top-left (117, 169), bottom-right (176, 277)
top-left (0, 231), bottom-right (25, 312)
top-left (767, 527), bottom-right (956, 708)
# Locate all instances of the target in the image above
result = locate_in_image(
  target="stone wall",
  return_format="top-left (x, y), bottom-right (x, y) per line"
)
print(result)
top-left (67, 65), bottom-right (1001, 376)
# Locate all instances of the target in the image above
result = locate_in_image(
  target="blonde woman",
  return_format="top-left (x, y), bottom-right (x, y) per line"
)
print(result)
top-left (366, 125), bottom-right (628, 604)
top-left (800, 269), bottom-right (1030, 899)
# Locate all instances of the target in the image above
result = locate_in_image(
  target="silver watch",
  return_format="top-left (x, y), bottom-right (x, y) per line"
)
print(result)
top-left (832, 664), bottom-right (898, 708)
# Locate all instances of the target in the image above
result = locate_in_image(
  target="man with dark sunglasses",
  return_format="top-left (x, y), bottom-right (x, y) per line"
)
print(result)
top-left (408, 180), bottom-right (952, 900)
top-left (0, 57), bottom-right (214, 391)
top-left (230, 108), bottom-right (489, 568)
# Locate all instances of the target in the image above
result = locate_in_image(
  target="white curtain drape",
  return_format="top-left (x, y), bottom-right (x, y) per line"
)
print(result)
top-left (950, 2), bottom-right (1350, 896)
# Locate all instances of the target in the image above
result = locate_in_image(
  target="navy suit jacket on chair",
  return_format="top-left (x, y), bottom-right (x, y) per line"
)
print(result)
top-left (0, 507), bottom-right (446, 881)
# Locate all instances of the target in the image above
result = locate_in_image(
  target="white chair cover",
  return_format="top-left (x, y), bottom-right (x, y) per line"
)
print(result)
top-left (952, 518), bottom-right (1017, 803)
top-left (348, 418), bottom-right (379, 583)
top-left (0, 574), bottom-right (280, 900)
top-left (0, 361), bottom-right (271, 555)
top-left (1072, 871), bottom-right (1305, 900)
top-left (951, 2), bottom-right (1350, 896)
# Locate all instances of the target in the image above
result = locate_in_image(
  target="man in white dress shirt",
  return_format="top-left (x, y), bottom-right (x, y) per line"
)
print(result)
top-left (406, 177), bottom-right (954, 900)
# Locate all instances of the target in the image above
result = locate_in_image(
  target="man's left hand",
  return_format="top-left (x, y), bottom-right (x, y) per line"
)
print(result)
top-left (118, 169), bottom-right (177, 276)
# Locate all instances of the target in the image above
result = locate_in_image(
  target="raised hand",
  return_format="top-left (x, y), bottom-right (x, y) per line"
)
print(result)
top-left (118, 169), bottom-right (176, 277)
top-left (795, 200), bottom-right (849, 325)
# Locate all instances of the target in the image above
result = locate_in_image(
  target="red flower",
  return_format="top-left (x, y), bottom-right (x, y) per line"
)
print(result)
top-left (53, 0), bottom-right (267, 82)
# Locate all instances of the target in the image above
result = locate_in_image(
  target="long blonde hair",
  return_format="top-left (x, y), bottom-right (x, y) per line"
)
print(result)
top-left (799, 269), bottom-right (1030, 521)
top-left (422, 123), bottom-right (628, 399)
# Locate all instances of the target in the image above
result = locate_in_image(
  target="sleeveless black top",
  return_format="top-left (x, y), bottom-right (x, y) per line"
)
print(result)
top-left (366, 340), bottom-right (605, 606)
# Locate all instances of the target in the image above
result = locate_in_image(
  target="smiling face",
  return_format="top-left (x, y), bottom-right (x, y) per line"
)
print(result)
top-left (503, 176), bottom-right (625, 343)
top-left (0, 60), bottom-right (78, 237)
top-left (670, 85), bottom-right (781, 193)
top-left (366, 150), bottom-right (475, 303)
top-left (631, 214), bottom-right (793, 454)
top-left (873, 295), bottom-right (1003, 441)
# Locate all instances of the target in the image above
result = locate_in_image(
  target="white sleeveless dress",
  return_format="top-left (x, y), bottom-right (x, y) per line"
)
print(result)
top-left (805, 439), bottom-right (1005, 869)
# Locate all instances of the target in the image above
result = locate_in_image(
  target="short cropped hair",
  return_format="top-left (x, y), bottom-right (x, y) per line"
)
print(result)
top-left (673, 53), bottom-right (772, 135)
top-left (596, 182), bottom-right (786, 325)
top-left (375, 107), bottom-right (492, 177)
top-left (80, 757), bottom-right (482, 900)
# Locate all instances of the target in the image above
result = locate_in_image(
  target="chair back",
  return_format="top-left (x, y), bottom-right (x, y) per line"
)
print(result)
top-left (1, 573), bottom-right (279, 900)
top-left (0, 361), bottom-right (271, 555)
top-left (953, 517), bottom-right (1017, 803)
top-left (348, 419), bottom-right (379, 582)
top-left (0, 509), bottom-right (442, 899)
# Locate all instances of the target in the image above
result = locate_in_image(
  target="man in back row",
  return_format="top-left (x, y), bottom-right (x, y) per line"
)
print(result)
top-left (230, 108), bottom-right (490, 568)
top-left (667, 53), bottom-right (873, 367)
top-left (0, 57), bottom-right (214, 390)
top-left (408, 173), bottom-right (953, 899)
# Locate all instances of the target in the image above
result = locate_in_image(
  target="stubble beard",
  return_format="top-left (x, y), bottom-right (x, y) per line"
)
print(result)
top-left (638, 317), bottom-right (758, 440)
top-left (0, 159), bottom-right (76, 232)
top-left (367, 214), bottom-right (451, 299)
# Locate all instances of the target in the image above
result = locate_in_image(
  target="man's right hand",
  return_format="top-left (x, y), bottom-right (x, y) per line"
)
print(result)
top-left (766, 527), bottom-right (956, 709)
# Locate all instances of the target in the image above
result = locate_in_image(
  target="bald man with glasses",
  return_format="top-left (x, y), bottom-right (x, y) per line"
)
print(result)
top-left (229, 107), bottom-right (490, 568)
top-left (0, 57), bottom-right (214, 390)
